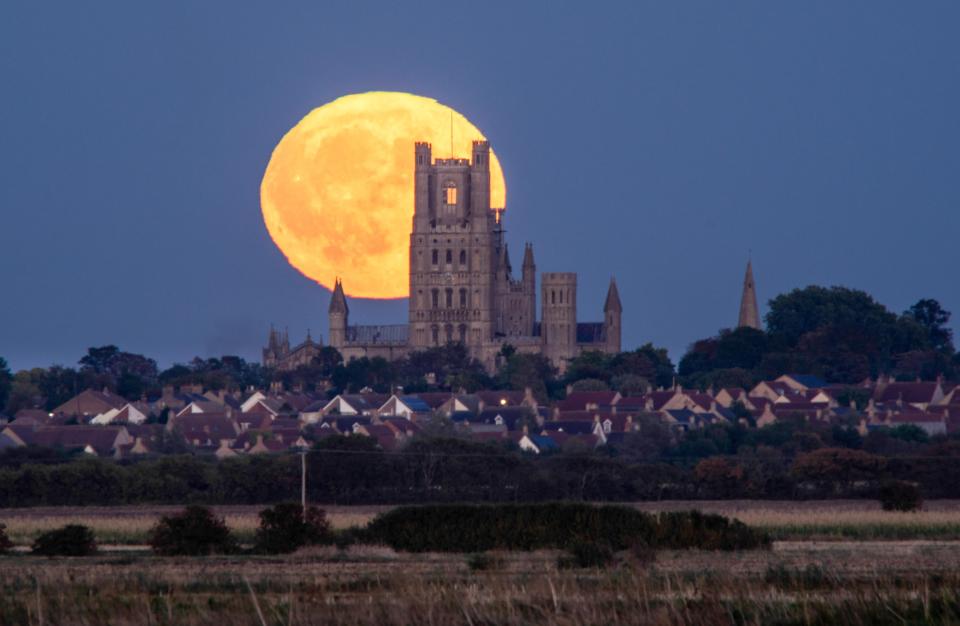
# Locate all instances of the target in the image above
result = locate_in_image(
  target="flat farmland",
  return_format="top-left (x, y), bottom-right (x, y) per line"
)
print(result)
top-left (3, 500), bottom-right (960, 545)
top-left (3, 540), bottom-right (960, 624)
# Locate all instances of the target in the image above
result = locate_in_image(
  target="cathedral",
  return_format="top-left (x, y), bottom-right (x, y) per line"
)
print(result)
top-left (265, 139), bottom-right (622, 373)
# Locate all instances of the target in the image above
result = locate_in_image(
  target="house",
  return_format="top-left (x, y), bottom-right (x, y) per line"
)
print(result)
top-left (874, 381), bottom-right (945, 411)
top-left (51, 389), bottom-right (126, 418)
top-left (320, 393), bottom-right (387, 416)
top-left (378, 395), bottom-right (433, 419)
top-left (476, 406), bottom-right (537, 430)
top-left (558, 391), bottom-right (620, 412)
top-left (516, 433), bottom-right (560, 454)
top-left (774, 374), bottom-right (828, 391)
top-left (22, 425), bottom-right (134, 457)
top-left (316, 415), bottom-right (372, 435)
top-left (91, 403), bottom-right (149, 425)
top-left (167, 413), bottom-right (240, 448)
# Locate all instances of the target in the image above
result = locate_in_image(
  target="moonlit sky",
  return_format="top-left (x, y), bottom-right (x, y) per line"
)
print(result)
top-left (2, 1), bottom-right (958, 371)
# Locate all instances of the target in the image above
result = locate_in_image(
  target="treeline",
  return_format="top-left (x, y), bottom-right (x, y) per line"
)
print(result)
top-left (680, 290), bottom-right (958, 388)
top-left (3, 428), bottom-right (960, 507)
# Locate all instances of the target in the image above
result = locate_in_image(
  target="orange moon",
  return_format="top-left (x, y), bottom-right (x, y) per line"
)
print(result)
top-left (260, 92), bottom-right (507, 299)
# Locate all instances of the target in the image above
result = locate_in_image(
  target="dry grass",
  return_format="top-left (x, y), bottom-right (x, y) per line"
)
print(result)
top-left (634, 500), bottom-right (960, 540)
top-left (3, 542), bottom-right (960, 624)
top-left (0, 505), bottom-right (378, 545)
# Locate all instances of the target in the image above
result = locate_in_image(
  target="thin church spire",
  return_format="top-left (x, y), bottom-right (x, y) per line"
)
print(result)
top-left (738, 259), bottom-right (761, 330)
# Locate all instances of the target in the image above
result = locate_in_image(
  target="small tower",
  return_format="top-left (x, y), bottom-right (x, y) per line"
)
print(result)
top-left (541, 272), bottom-right (578, 369)
top-left (328, 278), bottom-right (349, 349)
top-left (738, 260), bottom-right (761, 330)
top-left (603, 277), bottom-right (622, 353)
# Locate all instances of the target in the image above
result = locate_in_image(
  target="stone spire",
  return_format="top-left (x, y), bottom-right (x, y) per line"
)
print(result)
top-left (328, 278), bottom-right (349, 315)
top-left (604, 277), bottom-right (622, 313)
top-left (522, 242), bottom-right (535, 271)
top-left (738, 260), bottom-right (760, 330)
top-left (498, 242), bottom-right (512, 278)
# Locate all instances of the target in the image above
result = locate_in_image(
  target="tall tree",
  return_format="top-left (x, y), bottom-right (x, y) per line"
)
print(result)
top-left (905, 299), bottom-right (954, 352)
top-left (0, 357), bottom-right (12, 413)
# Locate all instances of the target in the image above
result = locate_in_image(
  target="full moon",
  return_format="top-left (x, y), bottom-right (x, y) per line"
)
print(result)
top-left (260, 92), bottom-right (507, 299)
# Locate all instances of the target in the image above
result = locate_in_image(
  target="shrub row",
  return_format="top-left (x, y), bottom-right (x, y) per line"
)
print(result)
top-left (363, 503), bottom-right (770, 552)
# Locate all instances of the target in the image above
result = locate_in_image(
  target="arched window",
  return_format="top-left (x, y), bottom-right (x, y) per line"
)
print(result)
top-left (459, 288), bottom-right (467, 308)
top-left (444, 182), bottom-right (457, 205)
top-left (431, 250), bottom-right (438, 265)
top-left (459, 250), bottom-right (466, 265)
top-left (431, 289), bottom-right (439, 308)
top-left (446, 249), bottom-right (452, 264)
top-left (551, 290), bottom-right (555, 305)
top-left (431, 326), bottom-right (439, 345)
top-left (458, 324), bottom-right (467, 343)
top-left (445, 288), bottom-right (453, 308)
top-left (444, 324), bottom-right (453, 343)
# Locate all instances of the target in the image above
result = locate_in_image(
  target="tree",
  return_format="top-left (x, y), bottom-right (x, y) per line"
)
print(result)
top-left (0, 358), bottom-right (11, 414)
top-left (5, 370), bottom-right (43, 413)
top-left (313, 347), bottom-right (344, 379)
top-left (905, 299), bottom-right (953, 352)
top-left (571, 378), bottom-right (609, 392)
top-left (497, 353), bottom-right (558, 399)
top-left (79, 346), bottom-right (158, 398)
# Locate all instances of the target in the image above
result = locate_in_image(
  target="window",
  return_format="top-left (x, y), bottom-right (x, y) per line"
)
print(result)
top-left (431, 250), bottom-right (438, 265)
top-left (458, 324), bottom-right (467, 343)
top-left (431, 326), bottom-right (439, 345)
top-left (446, 250), bottom-right (452, 264)
top-left (445, 288), bottom-right (453, 308)
top-left (417, 155), bottom-right (423, 165)
top-left (459, 288), bottom-right (467, 308)
top-left (431, 289), bottom-right (439, 308)
top-left (445, 324), bottom-right (453, 343)
top-left (459, 250), bottom-right (466, 265)
top-left (551, 290), bottom-right (555, 305)
top-left (444, 184), bottom-right (457, 205)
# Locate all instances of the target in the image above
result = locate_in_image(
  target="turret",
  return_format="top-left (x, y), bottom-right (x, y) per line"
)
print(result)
top-left (414, 142), bottom-right (433, 230)
top-left (328, 278), bottom-right (349, 348)
top-left (522, 243), bottom-right (535, 282)
top-left (541, 272), bottom-right (578, 370)
top-left (470, 140), bottom-right (493, 231)
top-left (603, 277), bottom-right (622, 353)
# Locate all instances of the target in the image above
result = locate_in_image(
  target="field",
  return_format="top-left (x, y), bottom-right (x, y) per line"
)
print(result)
top-left (4, 501), bottom-right (960, 624)
top-left (4, 500), bottom-right (960, 545)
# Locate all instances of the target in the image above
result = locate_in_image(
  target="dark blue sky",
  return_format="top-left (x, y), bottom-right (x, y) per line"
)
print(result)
top-left (2, 1), bottom-right (958, 371)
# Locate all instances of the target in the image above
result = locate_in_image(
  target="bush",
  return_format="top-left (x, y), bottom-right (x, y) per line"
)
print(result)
top-left (626, 540), bottom-right (657, 568)
top-left (558, 541), bottom-right (614, 569)
top-left (879, 480), bottom-right (923, 512)
top-left (31, 525), bottom-right (96, 556)
top-left (0, 523), bottom-right (14, 554)
top-left (364, 503), bottom-right (769, 553)
top-left (149, 506), bottom-right (237, 556)
top-left (254, 503), bottom-right (334, 554)
top-left (652, 510), bottom-right (771, 550)
top-left (467, 552), bottom-right (503, 571)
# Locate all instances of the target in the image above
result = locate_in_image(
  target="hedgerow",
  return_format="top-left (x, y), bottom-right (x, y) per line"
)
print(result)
top-left (363, 503), bottom-right (769, 552)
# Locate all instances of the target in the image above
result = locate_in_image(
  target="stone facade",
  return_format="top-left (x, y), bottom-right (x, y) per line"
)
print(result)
top-left (267, 139), bottom-right (623, 372)
top-left (262, 327), bottom-right (324, 371)
top-left (330, 139), bottom-right (623, 372)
